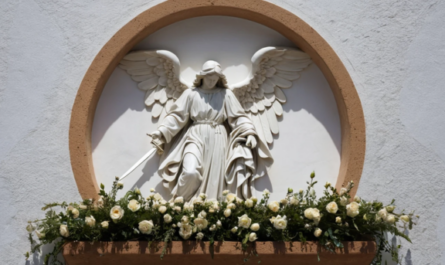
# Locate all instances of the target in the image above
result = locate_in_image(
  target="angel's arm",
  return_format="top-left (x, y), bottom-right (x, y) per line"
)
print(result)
top-left (156, 89), bottom-right (191, 143)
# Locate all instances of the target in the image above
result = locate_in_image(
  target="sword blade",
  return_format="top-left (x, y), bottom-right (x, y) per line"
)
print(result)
top-left (120, 148), bottom-right (157, 181)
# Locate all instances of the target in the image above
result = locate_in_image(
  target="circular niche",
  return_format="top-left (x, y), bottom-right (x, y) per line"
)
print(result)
top-left (69, 0), bottom-right (365, 200)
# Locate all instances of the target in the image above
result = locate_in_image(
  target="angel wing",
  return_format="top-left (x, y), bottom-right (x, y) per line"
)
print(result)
top-left (119, 50), bottom-right (190, 121)
top-left (230, 47), bottom-right (312, 150)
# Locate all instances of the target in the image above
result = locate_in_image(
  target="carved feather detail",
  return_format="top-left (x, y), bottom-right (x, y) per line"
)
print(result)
top-left (119, 50), bottom-right (189, 120)
top-left (230, 47), bottom-right (311, 148)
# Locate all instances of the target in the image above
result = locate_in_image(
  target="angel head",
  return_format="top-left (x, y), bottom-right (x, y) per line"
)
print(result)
top-left (193, 60), bottom-right (228, 90)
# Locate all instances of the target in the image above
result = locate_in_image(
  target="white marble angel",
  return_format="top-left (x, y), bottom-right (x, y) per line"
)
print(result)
top-left (119, 47), bottom-right (312, 201)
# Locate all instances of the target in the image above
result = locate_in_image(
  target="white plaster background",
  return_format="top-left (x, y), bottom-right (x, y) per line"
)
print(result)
top-left (91, 16), bottom-right (341, 201)
top-left (0, 0), bottom-right (444, 264)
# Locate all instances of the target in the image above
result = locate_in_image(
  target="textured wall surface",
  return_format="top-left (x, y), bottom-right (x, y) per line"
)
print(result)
top-left (0, 0), bottom-right (444, 264)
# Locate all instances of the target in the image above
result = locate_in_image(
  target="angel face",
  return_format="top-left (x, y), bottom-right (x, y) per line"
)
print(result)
top-left (202, 73), bottom-right (220, 90)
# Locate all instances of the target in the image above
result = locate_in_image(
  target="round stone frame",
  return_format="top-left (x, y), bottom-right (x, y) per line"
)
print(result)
top-left (69, 0), bottom-right (366, 199)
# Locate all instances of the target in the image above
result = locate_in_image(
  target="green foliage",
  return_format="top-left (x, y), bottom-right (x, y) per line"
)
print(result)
top-left (25, 174), bottom-right (417, 264)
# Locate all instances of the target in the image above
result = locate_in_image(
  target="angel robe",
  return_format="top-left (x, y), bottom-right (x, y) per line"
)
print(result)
top-left (157, 88), bottom-right (262, 201)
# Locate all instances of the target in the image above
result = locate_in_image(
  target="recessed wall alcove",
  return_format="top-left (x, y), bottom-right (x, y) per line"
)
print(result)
top-left (69, 0), bottom-right (365, 200)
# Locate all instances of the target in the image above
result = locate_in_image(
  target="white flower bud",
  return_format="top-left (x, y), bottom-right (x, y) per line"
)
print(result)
top-left (314, 228), bottom-right (322, 237)
top-left (224, 208), bottom-right (231, 217)
top-left (250, 223), bottom-right (260, 231)
top-left (400, 215), bottom-right (410, 223)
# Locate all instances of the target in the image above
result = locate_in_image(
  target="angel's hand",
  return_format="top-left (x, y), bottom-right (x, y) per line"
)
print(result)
top-left (150, 131), bottom-right (163, 140)
top-left (148, 131), bottom-right (165, 154)
top-left (246, 135), bottom-right (257, 149)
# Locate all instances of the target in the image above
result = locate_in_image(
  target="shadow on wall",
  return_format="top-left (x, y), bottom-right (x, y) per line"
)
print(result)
top-left (91, 16), bottom-right (341, 199)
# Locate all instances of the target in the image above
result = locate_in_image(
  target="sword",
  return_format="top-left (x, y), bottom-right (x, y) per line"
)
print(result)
top-left (118, 136), bottom-right (164, 181)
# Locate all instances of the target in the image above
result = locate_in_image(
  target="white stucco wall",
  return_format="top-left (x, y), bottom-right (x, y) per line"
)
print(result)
top-left (0, 0), bottom-right (444, 264)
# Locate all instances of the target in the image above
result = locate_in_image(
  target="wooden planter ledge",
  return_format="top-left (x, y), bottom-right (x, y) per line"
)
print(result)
top-left (63, 240), bottom-right (376, 265)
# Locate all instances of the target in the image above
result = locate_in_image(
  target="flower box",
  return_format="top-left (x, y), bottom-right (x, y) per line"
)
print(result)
top-left (62, 240), bottom-right (376, 265)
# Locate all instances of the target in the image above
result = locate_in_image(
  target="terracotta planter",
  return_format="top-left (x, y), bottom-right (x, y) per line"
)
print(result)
top-left (63, 240), bottom-right (376, 265)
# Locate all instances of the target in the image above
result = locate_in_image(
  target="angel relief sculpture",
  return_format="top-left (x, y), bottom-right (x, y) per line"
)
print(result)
top-left (119, 47), bottom-right (312, 202)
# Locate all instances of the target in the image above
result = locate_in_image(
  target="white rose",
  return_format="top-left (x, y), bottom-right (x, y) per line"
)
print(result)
top-left (85, 216), bottom-right (96, 227)
top-left (174, 197), bottom-right (184, 204)
top-left (96, 196), bottom-right (104, 208)
top-left (216, 220), bottom-right (222, 227)
top-left (304, 208), bottom-right (320, 220)
top-left (179, 223), bottom-right (193, 239)
top-left (326, 202), bottom-right (339, 214)
top-left (209, 224), bottom-right (216, 231)
top-left (139, 220), bottom-right (154, 234)
top-left (245, 199), bottom-right (254, 208)
top-left (79, 204), bottom-right (87, 210)
top-left (150, 188), bottom-right (155, 192)
top-left (174, 206), bottom-right (182, 212)
top-left (198, 210), bottom-right (207, 218)
top-left (128, 199), bottom-right (141, 212)
top-left (110, 206), bottom-right (124, 221)
top-left (263, 189), bottom-right (270, 195)
top-left (238, 214), bottom-right (252, 228)
top-left (400, 215), bottom-right (410, 223)
top-left (158, 206), bottom-right (167, 214)
top-left (236, 197), bottom-right (243, 204)
top-left (386, 214), bottom-right (396, 224)
top-left (335, 217), bottom-right (342, 223)
top-left (231, 226), bottom-right (238, 233)
top-left (314, 228), bottom-right (322, 237)
top-left (273, 215), bottom-right (287, 230)
top-left (280, 199), bottom-right (289, 206)
top-left (378, 208), bottom-right (388, 220)
top-left (222, 190), bottom-right (229, 196)
top-left (354, 196), bottom-right (361, 202)
top-left (250, 223), bottom-right (260, 231)
top-left (268, 201), bottom-right (280, 213)
top-left (251, 196), bottom-right (258, 203)
top-left (71, 208), bottom-right (80, 219)
top-left (199, 193), bottom-right (207, 200)
top-left (248, 232), bottom-right (258, 242)
top-left (193, 197), bottom-right (204, 205)
top-left (160, 200), bottom-right (167, 205)
top-left (164, 214), bottom-right (172, 223)
top-left (181, 215), bottom-right (189, 223)
top-left (117, 181), bottom-right (124, 189)
top-left (60, 224), bottom-right (69, 237)
top-left (339, 187), bottom-right (347, 196)
top-left (226, 193), bottom-right (237, 202)
top-left (153, 193), bottom-right (163, 201)
top-left (346, 202), bottom-right (360, 218)
top-left (224, 208), bottom-right (231, 217)
top-left (339, 196), bottom-right (348, 206)
top-left (35, 228), bottom-right (45, 239)
top-left (194, 217), bottom-right (209, 230)
top-left (183, 202), bottom-right (194, 211)
top-left (290, 197), bottom-right (299, 205)
top-left (101, 221), bottom-right (109, 229)
top-left (196, 232), bottom-right (204, 240)
top-left (227, 203), bottom-right (236, 210)
top-left (169, 202), bottom-right (174, 208)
